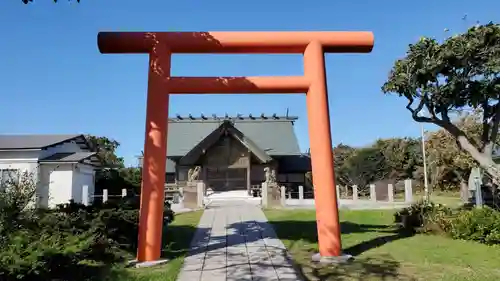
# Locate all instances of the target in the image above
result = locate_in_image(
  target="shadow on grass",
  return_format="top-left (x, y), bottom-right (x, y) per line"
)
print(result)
top-left (268, 220), bottom-right (415, 281)
top-left (296, 255), bottom-right (417, 281)
top-left (270, 220), bottom-right (412, 253)
top-left (160, 224), bottom-right (200, 260)
top-left (155, 214), bottom-right (414, 280)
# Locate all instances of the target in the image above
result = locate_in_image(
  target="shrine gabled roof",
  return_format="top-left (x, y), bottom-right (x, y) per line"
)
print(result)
top-left (178, 121), bottom-right (273, 165)
top-left (166, 114), bottom-right (302, 157)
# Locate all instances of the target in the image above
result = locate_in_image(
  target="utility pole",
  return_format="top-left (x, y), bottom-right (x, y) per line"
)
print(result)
top-left (418, 108), bottom-right (430, 201)
top-left (421, 121), bottom-right (430, 201)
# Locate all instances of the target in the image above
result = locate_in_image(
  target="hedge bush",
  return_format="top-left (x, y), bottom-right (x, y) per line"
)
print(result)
top-left (395, 200), bottom-right (500, 245)
top-left (0, 172), bottom-right (175, 281)
top-left (446, 207), bottom-right (500, 245)
top-left (394, 200), bottom-right (452, 233)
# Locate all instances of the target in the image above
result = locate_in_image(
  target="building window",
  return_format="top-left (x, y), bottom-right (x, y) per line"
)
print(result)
top-left (0, 169), bottom-right (20, 187)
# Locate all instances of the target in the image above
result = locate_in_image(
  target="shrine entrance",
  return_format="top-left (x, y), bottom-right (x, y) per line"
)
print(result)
top-left (97, 31), bottom-right (374, 262)
top-left (205, 167), bottom-right (247, 192)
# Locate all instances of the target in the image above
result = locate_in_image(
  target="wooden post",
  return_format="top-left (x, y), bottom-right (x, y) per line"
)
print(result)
top-left (388, 184), bottom-right (394, 202)
top-left (178, 187), bottom-right (184, 209)
top-left (352, 185), bottom-right (358, 201)
top-left (136, 48), bottom-right (170, 262)
top-left (336, 185), bottom-right (341, 199)
top-left (305, 41), bottom-right (343, 257)
top-left (82, 185), bottom-right (89, 206)
top-left (261, 182), bottom-right (268, 207)
top-left (280, 185), bottom-right (286, 206)
top-left (247, 150), bottom-right (252, 196)
top-left (299, 185), bottom-right (304, 203)
top-left (370, 184), bottom-right (376, 202)
top-left (404, 179), bottom-right (413, 203)
top-left (103, 189), bottom-right (108, 203)
top-left (197, 182), bottom-right (204, 208)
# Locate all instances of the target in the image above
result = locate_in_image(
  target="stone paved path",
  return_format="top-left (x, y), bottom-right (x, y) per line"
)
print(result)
top-left (176, 202), bottom-right (303, 281)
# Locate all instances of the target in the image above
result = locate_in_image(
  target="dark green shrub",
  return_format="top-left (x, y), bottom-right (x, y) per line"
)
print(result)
top-left (394, 200), bottom-right (453, 232)
top-left (446, 207), bottom-right (500, 245)
top-left (0, 170), bottom-right (176, 280)
top-left (51, 198), bottom-right (175, 253)
top-left (0, 229), bottom-right (116, 281)
top-left (395, 200), bottom-right (500, 245)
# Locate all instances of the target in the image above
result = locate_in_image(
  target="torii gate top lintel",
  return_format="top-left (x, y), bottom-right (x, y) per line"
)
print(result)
top-left (97, 31), bottom-right (374, 54)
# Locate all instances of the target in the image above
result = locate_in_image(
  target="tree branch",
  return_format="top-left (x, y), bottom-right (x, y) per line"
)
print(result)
top-left (405, 95), bottom-right (483, 150)
top-left (405, 96), bottom-right (436, 123)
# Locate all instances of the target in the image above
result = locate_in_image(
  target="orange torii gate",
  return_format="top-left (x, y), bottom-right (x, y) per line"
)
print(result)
top-left (97, 31), bottom-right (374, 263)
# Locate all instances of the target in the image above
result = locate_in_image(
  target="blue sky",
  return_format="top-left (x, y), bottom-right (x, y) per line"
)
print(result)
top-left (0, 0), bottom-right (498, 166)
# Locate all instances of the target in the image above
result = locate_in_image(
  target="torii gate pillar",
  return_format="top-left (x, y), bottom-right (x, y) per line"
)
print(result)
top-left (97, 31), bottom-right (374, 263)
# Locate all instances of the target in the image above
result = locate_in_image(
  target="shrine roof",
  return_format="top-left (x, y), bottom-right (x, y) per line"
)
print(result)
top-left (166, 114), bottom-right (302, 158)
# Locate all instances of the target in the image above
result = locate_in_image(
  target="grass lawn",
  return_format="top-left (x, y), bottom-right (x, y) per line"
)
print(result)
top-left (391, 191), bottom-right (464, 208)
top-left (265, 209), bottom-right (500, 281)
top-left (116, 211), bottom-right (203, 281)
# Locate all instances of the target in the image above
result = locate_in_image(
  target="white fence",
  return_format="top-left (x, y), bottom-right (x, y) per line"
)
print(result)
top-left (268, 179), bottom-right (414, 209)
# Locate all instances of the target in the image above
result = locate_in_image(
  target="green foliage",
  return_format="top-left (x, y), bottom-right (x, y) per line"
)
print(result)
top-left (383, 23), bottom-right (500, 117)
top-left (0, 171), bottom-right (174, 281)
top-left (95, 167), bottom-right (142, 195)
top-left (333, 144), bottom-right (356, 186)
top-left (0, 229), bottom-right (114, 281)
top-left (382, 22), bottom-right (500, 183)
top-left (446, 207), bottom-right (500, 245)
top-left (333, 137), bottom-right (422, 190)
top-left (396, 202), bottom-right (500, 245)
top-left (373, 137), bottom-right (422, 180)
top-left (85, 135), bottom-right (143, 195)
top-left (341, 146), bottom-right (387, 189)
top-left (86, 135), bottom-right (124, 168)
top-left (394, 200), bottom-right (452, 232)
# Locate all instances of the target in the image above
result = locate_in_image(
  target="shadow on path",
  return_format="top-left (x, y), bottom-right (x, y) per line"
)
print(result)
top-left (162, 211), bottom-right (415, 280)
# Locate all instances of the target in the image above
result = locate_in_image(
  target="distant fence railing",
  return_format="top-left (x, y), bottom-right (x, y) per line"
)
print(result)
top-left (264, 179), bottom-right (415, 208)
top-left (81, 179), bottom-right (416, 209)
top-left (82, 184), bottom-right (183, 206)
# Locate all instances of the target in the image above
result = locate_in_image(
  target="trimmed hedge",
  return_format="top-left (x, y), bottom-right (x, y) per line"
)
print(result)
top-left (395, 200), bottom-right (500, 245)
top-left (0, 197), bottom-right (175, 281)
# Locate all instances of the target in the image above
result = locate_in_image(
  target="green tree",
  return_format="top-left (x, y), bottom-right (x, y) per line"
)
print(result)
top-left (373, 137), bottom-right (422, 181)
top-left (332, 144), bottom-right (356, 186)
top-left (382, 23), bottom-right (500, 184)
top-left (424, 112), bottom-right (486, 193)
top-left (342, 146), bottom-right (388, 191)
top-left (119, 167), bottom-right (142, 193)
top-left (85, 135), bottom-right (130, 195)
top-left (86, 135), bottom-right (124, 168)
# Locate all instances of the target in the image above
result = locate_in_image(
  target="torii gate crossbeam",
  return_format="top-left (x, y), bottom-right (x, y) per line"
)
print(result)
top-left (97, 31), bottom-right (374, 263)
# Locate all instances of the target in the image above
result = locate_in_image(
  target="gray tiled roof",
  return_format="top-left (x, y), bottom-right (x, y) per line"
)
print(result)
top-left (0, 134), bottom-right (83, 150)
top-left (178, 120), bottom-right (273, 165)
top-left (167, 116), bottom-right (301, 157)
top-left (39, 152), bottom-right (97, 162)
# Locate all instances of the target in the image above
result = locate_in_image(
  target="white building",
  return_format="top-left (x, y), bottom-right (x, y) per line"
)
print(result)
top-left (0, 134), bottom-right (100, 208)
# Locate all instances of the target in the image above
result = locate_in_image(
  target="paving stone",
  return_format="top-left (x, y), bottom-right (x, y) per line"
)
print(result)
top-left (176, 270), bottom-right (201, 281)
top-left (176, 202), bottom-right (302, 281)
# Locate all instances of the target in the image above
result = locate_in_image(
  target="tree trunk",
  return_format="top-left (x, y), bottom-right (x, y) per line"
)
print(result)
top-left (456, 135), bottom-right (500, 185)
